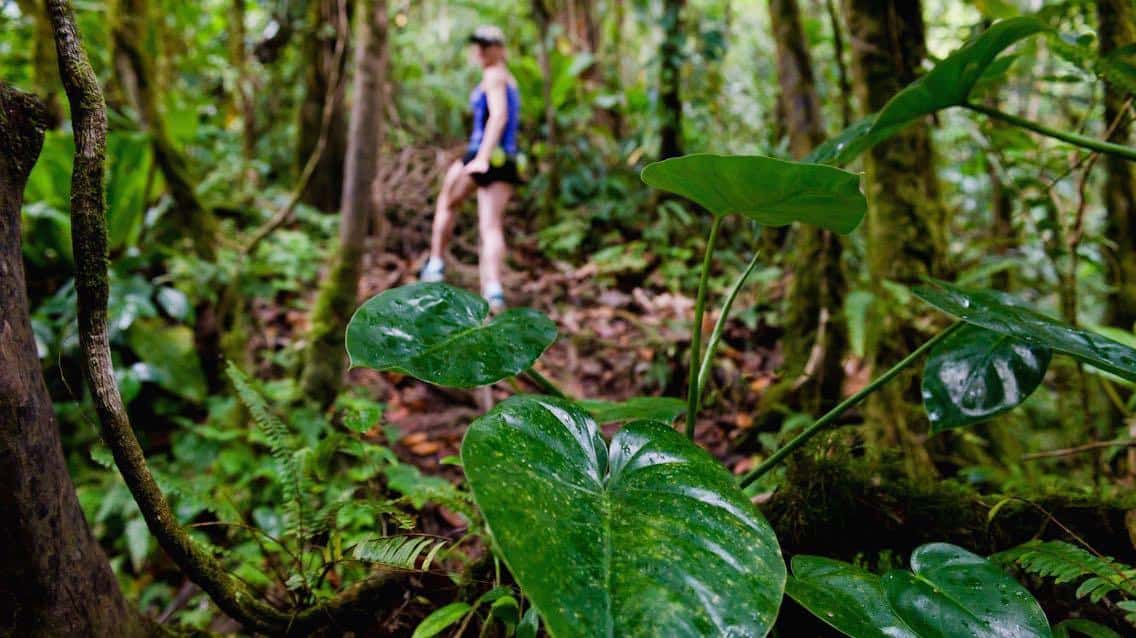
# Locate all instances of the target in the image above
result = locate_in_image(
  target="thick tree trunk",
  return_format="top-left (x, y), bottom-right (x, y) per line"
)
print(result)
top-left (844, 0), bottom-right (947, 476)
top-left (300, 0), bottom-right (388, 407)
top-left (298, 0), bottom-right (350, 212)
top-left (109, 0), bottom-right (218, 258)
top-left (0, 82), bottom-right (149, 638)
top-left (770, 0), bottom-right (847, 415)
top-left (658, 0), bottom-right (685, 159)
top-left (1099, 0), bottom-right (1136, 331)
top-left (230, 0), bottom-right (257, 164)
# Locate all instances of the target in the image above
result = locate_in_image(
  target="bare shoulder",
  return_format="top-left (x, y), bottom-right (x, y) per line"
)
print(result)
top-left (483, 65), bottom-right (508, 87)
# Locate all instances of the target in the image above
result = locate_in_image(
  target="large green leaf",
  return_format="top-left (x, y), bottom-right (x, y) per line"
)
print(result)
top-left (914, 280), bottom-right (1136, 383)
top-left (786, 556), bottom-right (917, 638)
top-left (576, 396), bottom-right (686, 424)
top-left (922, 323), bottom-right (1052, 431)
top-left (346, 283), bottom-right (557, 388)
top-left (810, 17), bottom-right (1048, 166)
top-left (640, 154), bottom-right (866, 234)
top-left (873, 17), bottom-right (1048, 130)
top-left (883, 543), bottom-right (1052, 638)
top-left (462, 396), bottom-right (785, 637)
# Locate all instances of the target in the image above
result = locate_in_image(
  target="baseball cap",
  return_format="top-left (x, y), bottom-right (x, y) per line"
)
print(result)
top-left (469, 25), bottom-right (505, 47)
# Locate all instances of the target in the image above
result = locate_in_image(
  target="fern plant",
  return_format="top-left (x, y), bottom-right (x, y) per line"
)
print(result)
top-left (223, 362), bottom-right (460, 606)
top-left (994, 540), bottom-right (1136, 627)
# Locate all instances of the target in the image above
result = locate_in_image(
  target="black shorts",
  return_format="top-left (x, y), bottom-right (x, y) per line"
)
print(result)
top-left (463, 150), bottom-right (522, 186)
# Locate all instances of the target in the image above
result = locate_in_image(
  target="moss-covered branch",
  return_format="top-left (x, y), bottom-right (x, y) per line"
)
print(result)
top-left (49, 1), bottom-right (419, 633)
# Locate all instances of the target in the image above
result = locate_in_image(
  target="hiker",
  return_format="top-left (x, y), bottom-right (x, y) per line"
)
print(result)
top-left (420, 25), bottom-right (522, 312)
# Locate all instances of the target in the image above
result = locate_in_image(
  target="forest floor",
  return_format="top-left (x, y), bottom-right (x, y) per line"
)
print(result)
top-left (251, 195), bottom-right (787, 493)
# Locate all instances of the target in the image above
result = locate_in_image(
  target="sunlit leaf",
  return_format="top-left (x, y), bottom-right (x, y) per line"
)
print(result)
top-left (811, 17), bottom-right (1048, 166)
top-left (873, 17), bottom-right (1048, 130)
top-left (914, 280), bottom-right (1136, 382)
top-left (346, 283), bottom-right (557, 388)
top-left (462, 396), bottom-right (785, 638)
top-left (922, 323), bottom-right (1051, 431)
top-left (641, 154), bottom-right (866, 234)
top-left (412, 602), bottom-right (471, 638)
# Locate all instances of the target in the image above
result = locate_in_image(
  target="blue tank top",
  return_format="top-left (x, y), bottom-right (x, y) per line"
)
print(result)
top-left (468, 82), bottom-right (520, 156)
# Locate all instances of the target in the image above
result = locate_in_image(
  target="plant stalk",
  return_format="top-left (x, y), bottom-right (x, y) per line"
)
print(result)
top-left (964, 103), bottom-right (1136, 162)
top-left (695, 250), bottom-right (761, 405)
top-left (738, 321), bottom-right (964, 488)
top-left (523, 367), bottom-right (568, 399)
top-left (686, 215), bottom-right (724, 437)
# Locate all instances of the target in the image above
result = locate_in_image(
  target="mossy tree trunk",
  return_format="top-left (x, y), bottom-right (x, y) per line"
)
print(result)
top-left (297, 0), bottom-right (350, 213)
top-left (14, 0), bottom-right (64, 127)
top-left (109, 0), bottom-right (218, 259)
top-left (770, 0), bottom-right (847, 415)
top-left (300, 0), bottom-right (388, 407)
top-left (658, 0), bottom-right (685, 159)
top-left (1099, 0), bottom-right (1136, 332)
top-left (0, 80), bottom-right (151, 638)
top-left (844, 0), bottom-right (948, 476)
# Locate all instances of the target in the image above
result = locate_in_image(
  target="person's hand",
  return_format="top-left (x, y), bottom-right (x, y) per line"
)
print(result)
top-left (464, 157), bottom-right (490, 175)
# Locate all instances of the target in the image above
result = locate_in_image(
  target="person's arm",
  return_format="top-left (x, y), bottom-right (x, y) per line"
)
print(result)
top-left (465, 67), bottom-right (508, 174)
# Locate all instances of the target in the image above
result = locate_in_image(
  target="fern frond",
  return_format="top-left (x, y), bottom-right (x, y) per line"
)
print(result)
top-left (227, 361), bottom-right (309, 543)
top-left (352, 536), bottom-right (447, 571)
top-left (995, 540), bottom-right (1136, 603)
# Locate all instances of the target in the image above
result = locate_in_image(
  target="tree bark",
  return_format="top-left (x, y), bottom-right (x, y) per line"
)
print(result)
top-left (298, 0), bottom-right (350, 212)
top-left (300, 0), bottom-right (388, 407)
top-left (658, 0), bottom-right (686, 159)
top-left (0, 80), bottom-right (150, 638)
top-left (1099, 0), bottom-right (1136, 331)
top-left (844, 0), bottom-right (947, 476)
top-left (769, 0), bottom-right (848, 415)
top-left (109, 0), bottom-right (218, 258)
top-left (14, 0), bottom-right (64, 127)
top-left (533, 0), bottom-right (560, 216)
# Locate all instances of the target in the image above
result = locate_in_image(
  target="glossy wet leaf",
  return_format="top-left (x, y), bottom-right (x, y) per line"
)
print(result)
top-left (873, 17), bottom-right (1048, 130)
top-left (640, 154), bottom-right (866, 234)
top-left (786, 556), bottom-right (917, 638)
top-left (462, 395), bottom-right (785, 638)
top-left (810, 17), bottom-right (1048, 166)
top-left (914, 280), bottom-right (1136, 383)
top-left (346, 283), bottom-right (558, 388)
top-left (883, 543), bottom-right (1052, 638)
top-left (922, 323), bottom-right (1052, 431)
top-left (577, 396), bottom-right (685, 424)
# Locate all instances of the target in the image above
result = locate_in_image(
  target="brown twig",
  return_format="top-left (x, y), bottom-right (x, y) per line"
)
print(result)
top-left (1022, 439), bottom-right (1135, 461)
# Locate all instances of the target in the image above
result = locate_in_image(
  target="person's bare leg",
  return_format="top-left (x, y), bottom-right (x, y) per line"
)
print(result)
top-left (477, 181), bottom-right (513, 306)
top-left (429, 160), bottom-right (476, 259)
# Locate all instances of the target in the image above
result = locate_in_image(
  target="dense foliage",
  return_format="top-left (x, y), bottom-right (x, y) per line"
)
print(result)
top-left (4, 0), bottom-right (1136, 636)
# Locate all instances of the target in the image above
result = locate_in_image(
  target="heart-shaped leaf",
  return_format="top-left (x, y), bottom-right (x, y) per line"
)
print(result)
top-left (809, 17), bottom-right (1048, 167)
top-left (884, 543), bottom-right (1052, 638)
top-left (640, 154), bottom-right (866, 234)
top-left (922, 323), bottom-right (1052, 431)
top-left (346, 283), bottom-right (557, 388)
top-left (914, 280), bottom-right (1136, 383)
top-left (786, 556), bottom-right (917, 638)
top-left (577, 396), bottom-right (686, 424)
top-left (462, 395), bottom-right (785, 637)
top-left (788, 545), bottom-right (1051, 638)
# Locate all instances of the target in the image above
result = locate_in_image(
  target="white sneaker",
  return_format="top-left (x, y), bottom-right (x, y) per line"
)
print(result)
top-left (419, 257), bottom-right (445, 283)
